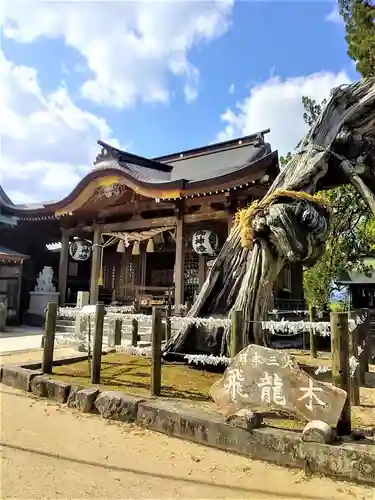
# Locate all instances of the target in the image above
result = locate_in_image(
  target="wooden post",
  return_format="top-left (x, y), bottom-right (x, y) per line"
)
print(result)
top-left (309, 305), bottom-right (317, 358)
top-left (230, 310), bottom-right (243, 358)
top-left (151, 307), bottom-right (163, 396)
top-left (331, 312), bottom-right (351, 435)
top-left (165, 304), bottom-right (172, 341)
top-left (114, 319), bottom-right (122, 346)
top-left (349, 312), bottom-right (360, 406)
top-left (91, 302), bottom-right (105, 384)
top-left (58, 229), bottom-right (70, 306)
top-left (89, 226), bottom-right (102, 305)
top-left (42, 302), bottom-right (58, 374)
top-left (357, 309), bottom-right (369, 384)
top-left (133, 299), bottom-right (140, 313)
top-left (131, 318), bottom-right (138, 346)
top-left (174, 215), bottom-right (185, 306)
top-left (363, 309), bottom-right (370, 374)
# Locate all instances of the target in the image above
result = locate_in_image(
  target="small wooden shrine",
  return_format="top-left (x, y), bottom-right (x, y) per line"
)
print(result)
top-left (0, 245), bottom-right (29, 325)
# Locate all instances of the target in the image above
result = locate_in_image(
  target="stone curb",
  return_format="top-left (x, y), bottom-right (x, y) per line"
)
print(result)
top-left (19, 353), bottom-right (91, 371)
top-left (1, 366), bottom-right (42, 391)
top-left (136, 400), bottom-right (375, 486)
top-left (1, 361), bottom-right (374, 486)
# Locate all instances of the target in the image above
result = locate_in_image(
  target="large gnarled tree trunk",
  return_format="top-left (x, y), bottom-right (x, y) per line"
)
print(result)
top-left (164, 79), bottom-right (375, 358)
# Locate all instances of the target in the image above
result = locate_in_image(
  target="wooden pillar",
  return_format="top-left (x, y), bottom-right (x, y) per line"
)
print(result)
top-left (58, 229), bottom-right (70, 306)
top-left (174, 215), bottom-right (185, 306)
top-left (90, 226), bottom-right (102, 305)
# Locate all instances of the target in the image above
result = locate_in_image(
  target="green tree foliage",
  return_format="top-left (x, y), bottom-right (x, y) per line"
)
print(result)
top-left (278, 5), bottom-right (374, 307)
top-left (339, 0), bottom-right (375, 77)
top-left (301, 97), bottom-right (374, 310)
top-left (279, 151), bottom-right (292, 167)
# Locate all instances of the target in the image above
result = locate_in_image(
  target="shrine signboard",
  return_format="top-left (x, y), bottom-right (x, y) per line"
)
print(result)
top-left (210, 345), bottom-right (347, 427)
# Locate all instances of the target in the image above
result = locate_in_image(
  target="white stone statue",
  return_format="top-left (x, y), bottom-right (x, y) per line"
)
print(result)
top-left (35, 266), bottom-right (56, 293)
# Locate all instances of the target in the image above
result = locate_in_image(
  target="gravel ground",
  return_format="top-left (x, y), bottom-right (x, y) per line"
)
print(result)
top-left (1, 384), bottom-right (374, 500)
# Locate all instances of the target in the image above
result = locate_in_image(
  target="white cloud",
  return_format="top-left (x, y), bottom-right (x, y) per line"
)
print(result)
top-left (229, 83), bottom-right (235, 94)
top-left (217, 71), bottom-right (352, 156)
top-left (0, 49), bottom-right (119, 204)
top-left (326, 5), bottom-right (343, 24)
top-left (3, 0), bottom-right (234, 107)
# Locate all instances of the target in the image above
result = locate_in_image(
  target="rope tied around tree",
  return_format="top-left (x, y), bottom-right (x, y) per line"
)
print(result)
top-left (234, 189), bottom-right (331, 249)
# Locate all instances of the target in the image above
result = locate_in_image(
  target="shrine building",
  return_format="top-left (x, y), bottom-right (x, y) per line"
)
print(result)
top-left (0, 130), bottom-right (305, 323)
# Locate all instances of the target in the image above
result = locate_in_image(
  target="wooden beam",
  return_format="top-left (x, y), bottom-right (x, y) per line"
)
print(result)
top-left (98, 200), bottom-right (175, 218)
top-left (185, 210), bottom-right (228, 223)
top-left (84, 210), bottom-right (229, 233)
top-left (85, 216), bottom-right (176, 233)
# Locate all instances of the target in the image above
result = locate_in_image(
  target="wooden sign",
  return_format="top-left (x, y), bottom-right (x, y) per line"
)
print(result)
top-left (210, 345), bottom-right (347, 427)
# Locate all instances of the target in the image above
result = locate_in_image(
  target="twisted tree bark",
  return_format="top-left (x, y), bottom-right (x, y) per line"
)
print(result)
top-left (164, 79), bottom-right (375, 358)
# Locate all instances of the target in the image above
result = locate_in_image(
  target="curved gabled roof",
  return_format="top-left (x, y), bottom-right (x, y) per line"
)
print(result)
top-left (0, 185), bottom-right (13, 207)
top-left (2, 131), bottom-right (279, 218)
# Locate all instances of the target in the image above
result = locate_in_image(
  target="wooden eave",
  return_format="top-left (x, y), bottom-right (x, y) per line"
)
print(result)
top-left (6, 151), bottom-right (278, 219)
top-left (0, 245), bottom-right (29, 263)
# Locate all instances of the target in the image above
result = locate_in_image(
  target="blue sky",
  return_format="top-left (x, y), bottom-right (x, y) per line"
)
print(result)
top-left (0, 1), bottom-right (357, 203)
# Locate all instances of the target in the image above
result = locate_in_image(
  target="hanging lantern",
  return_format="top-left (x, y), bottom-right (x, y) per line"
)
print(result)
top-left (116, 239), bottom-right (126, 253)
top-left (132, 241), bottom-right (140, 256)
top-left (69, 239), bottom-right (92, 261)
top-left (192, 230), bottom-right (219, 256)
top-left (146, 238), bottom-right (154, 253)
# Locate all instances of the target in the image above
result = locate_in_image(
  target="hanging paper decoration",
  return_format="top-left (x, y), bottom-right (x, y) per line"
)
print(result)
top-left (97, 269), bottom-right (104, 286)
top-left (192, 230), bottom-right (219, 256)
top-left (146, 238), bottom-right (154, 253)
top-left (116, 239), bottom-right (126, 253)
top-left (69, 239), bottom-right (92, 261)
top-left (184, 354), bottom-right (230, 366)
top-left (132, 241), bottom-right (140, 256)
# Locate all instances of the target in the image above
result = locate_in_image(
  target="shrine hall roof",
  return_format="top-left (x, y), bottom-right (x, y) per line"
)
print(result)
top-left (0, 129), bottom-right (279, 217)
top-left (0, 245), bottom-right (29, 263)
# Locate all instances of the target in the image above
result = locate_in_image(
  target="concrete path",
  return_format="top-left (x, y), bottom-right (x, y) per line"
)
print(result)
top-left (1, 384), bottom-right (373, 500)
top-left (0, 326), bottom-right (43, 354)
